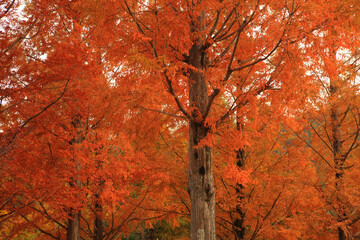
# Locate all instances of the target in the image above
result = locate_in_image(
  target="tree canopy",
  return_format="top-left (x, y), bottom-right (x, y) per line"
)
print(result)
top-left (2, 0), bottom-right (360, 239)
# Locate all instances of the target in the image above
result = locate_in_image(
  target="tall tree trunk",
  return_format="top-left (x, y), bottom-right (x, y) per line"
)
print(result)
top-left (94, 217), bottom-right (103, 240)
top-left (94, 197), bottom-right (103, 240)
top-left (67, 177), bottom-right (81, 240)
top-left (94, 183), bottom-right (104, 240)
top-left (233, 120), bottom-right (246, 239)
top-left (67, 114), bottom-right (84, 240)
top-left (94, 153), bottom-right (104, 240)
top-left (67, 211), bottom-right (81, 240)
top-left (187, 11), bottom-right (216, 240)
top-left (188, 120), bottom-right (215, 240)
top-left (330, 82), bottom-right (347, 240)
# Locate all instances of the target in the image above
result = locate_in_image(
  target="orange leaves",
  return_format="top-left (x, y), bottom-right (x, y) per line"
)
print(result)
top-left (3, 0), bottom-right (360, 239)
top-left (132, 31), bottom-right (152, 42)
top-left (224, 165), bottom-right (250, 186)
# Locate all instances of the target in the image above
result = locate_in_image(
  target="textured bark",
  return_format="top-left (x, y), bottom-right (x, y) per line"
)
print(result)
top-left (187, 11), bottom-right (216, 240)
top-left (338, 228), bottom-right (346, 240)
top-left (94, 194), bottom-right (104, 240)
top-left (67, 114), bottom-right (83, 240)
top-left (94, 152), bottom-right (104, 240)
top-left (189, 121), bottom-right (215, 240)
top-left (330, 83), bottom-right (347, 240)
top-left (234, 121), bottom-right (246, 240)
top-left (67, 212), bottom-right (81, 240)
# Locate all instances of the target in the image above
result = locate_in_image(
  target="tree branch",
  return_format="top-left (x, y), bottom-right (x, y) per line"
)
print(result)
top-left (294, 131), bottom-right (333, 168)
top-left (0, 76), bottom-right (70, 156)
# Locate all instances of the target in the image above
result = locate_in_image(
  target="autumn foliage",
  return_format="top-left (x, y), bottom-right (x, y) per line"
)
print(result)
top-left (2, 0), bottom-right (360, 239)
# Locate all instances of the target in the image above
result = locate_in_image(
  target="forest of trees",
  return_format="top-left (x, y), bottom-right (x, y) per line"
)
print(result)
top-left (2, 0), bottom-right (360, 239)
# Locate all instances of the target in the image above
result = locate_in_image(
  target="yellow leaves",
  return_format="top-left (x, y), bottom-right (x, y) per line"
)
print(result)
top-left (129, 49), bottom-right (167, 73)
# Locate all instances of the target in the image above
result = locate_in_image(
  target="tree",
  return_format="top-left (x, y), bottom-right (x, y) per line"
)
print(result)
top-left (295, 49), bottom-right (360, 239)
top-left (117, 0), bottom-right (357, 239)
top-left (0, 2), bottom-right (155, 239)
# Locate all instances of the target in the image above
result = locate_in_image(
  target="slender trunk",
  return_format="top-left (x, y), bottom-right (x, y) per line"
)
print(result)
top-left (67, 177), bottom-right (81, 240)
top-left (187, 11), bottom-right (216, 240)
top-left (233, 120), bottom-right (246, 239)
top-left (94, 198), bottom-right (103, 240)
top-left (338, 228), bottom-right (346, 240)
top-left (94, 156), bottom-right (104, 240)
top-left (330, 83), bottom-right (347, 240)
top-left (94, 189), bottom-right (104, 240)
top-left (67, 179), bottom-right (81, 240)
top-left (67, 114), bottom-right (84, 240)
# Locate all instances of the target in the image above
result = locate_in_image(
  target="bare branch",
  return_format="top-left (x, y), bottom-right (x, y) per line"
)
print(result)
top-left (140, 105), bottom-right (187, 119)
top-left (310, 122), bottom-right (334, 153)
top-left (19, 213), bottom-right (60, 239)
top-left (322, 113), bottom-right (333, 145)
top-left (212, 7), bottom-right (237, 40)
top-left (339, 107), bottom-right (350, 124)
top-left (342, 108), bottom-right (360, 161)
top-left (0, 0), bottom-right (15, 19)
top-left (163, 72), bottom-right (190, 118)
top-left (207, 9), bottom-right (222, 41)
top-left (105, 188), bottom-right (149, 240)
top-left (203, 88), bottom-right (220, 119)
top-left (294, 131), bottom-right (333, 169)
top-left (232, 35), bottom-right (283, 72)
top-left (0, 76), bottom-right (71, 156)
top-left (2, 23), bottom-right (36, 56)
